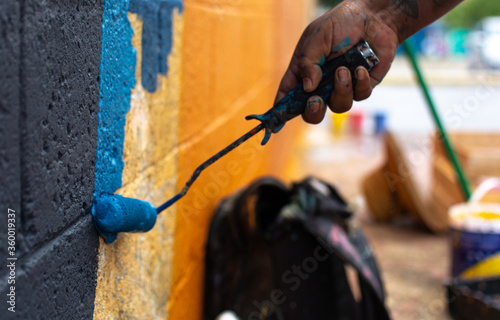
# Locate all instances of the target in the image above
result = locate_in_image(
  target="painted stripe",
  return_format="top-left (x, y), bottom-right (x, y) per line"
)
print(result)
top-left (93, 1), bottom-right (183, 319)
top-left (94, 0), bottom-right (136, 197)
top-left (95, 0), bottom-right (183, 197)
top-left (129, 0), bottom-right (183, 92)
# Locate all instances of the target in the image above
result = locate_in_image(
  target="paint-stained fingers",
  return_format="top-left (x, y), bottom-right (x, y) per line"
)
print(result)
top-left (302, 95), bottom-right (326, 124)
top-left (274, 68), bottom-right (300, 104)
top-left (370, 76), bottom-right (382, 89)
top-left (328, 67), bottom-right (353, 113)
top-left (276, 21), bottom-right (331, 101)
top-left (295, 23), bottom-right (332, 92)
top-left (353, 67), bottom-right (372, 101)
top-left (298, 57), bottom-right (324, 92)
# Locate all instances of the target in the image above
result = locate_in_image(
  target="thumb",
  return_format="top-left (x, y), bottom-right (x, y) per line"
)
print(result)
top-left (302, 95), bottom-right (326, 124)
top-left (298, 56), bottom-right (324, 93)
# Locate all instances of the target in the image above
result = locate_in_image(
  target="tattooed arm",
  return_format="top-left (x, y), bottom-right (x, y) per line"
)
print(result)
top-left (391, 0), bottom-right (462, 39)
top-left (276, 0), bottom-right (463, 123)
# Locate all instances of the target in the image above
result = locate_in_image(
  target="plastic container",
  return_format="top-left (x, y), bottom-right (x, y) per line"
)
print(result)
top-left (349, 111), bottom-right (363, 135)
top-left (449, 178), bottom-right (500, 278)
top-left (373, 111), bottom-right (387, 135)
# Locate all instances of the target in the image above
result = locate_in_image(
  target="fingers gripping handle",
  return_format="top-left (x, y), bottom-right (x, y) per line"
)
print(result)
top-left (246, 40), bottom-right (379, 145)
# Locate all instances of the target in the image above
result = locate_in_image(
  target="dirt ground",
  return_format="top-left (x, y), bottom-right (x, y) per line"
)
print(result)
top-left (297, 125), bottom-right (453, 320)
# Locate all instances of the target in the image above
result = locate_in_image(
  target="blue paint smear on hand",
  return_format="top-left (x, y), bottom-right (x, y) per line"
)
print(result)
top-left (318, 56), bottom-right (326, 67)
top-left (94, 0), bottom-right (137, 197)
top-left (332, 36), bottom-right (351, 54)
top-left (129, 0), bottom-right (183, 92)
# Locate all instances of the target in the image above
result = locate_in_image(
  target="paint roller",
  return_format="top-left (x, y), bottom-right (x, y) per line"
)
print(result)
top-left (92, 40), bottom-right (380, 243)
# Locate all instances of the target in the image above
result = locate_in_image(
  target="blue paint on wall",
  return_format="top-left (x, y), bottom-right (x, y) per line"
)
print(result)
top-left (94, 0), bottom-right (136, 197)
top-left (129, 0), bottom-right (183, 92)
top-left (94, 0), bottom-right (182, 199)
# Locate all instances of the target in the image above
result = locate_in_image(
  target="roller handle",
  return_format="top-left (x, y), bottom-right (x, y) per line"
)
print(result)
top-left (246, 40), bottom-right (380, 145)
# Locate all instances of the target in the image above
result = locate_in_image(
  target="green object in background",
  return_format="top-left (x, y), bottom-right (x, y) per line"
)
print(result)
top-left (402, 40), bottom-right (472, 200)
top-left (318, 0), bottom-right (343, 8)
top-left (443, 0), bottom-right (500, 29)
top-left (447, 29), bottom-right (468, 56)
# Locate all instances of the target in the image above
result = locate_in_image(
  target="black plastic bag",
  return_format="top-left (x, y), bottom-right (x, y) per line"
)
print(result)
top-left (204, 176), bottom-right (391, 320)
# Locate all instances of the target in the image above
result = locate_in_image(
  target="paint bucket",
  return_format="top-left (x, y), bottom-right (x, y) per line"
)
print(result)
top-left (349, 111), bottom-right (363, 135)
top-left (449, 178), bottom-right (500, 278)
top-left (331, 112), bottom-right (348, 136)
top-left (373, 111), bottom-right (386, 135)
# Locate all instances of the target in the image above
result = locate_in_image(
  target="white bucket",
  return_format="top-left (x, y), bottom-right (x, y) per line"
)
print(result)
top-left (449, 178), bottom-right (500, 278)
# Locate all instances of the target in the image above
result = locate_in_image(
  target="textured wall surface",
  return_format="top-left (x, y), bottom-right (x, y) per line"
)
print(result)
top-left (93, 0), bottom-right (183, 319)
top-left (170, 1), bottom-right (311, 318)
top-left (0, 0), bottom-right (103, 319)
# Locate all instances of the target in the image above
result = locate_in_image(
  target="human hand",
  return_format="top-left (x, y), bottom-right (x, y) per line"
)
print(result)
top-left (275, 0), bottom-right (399, 124)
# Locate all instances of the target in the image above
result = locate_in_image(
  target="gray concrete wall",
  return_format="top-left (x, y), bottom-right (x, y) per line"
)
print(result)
top-left (0, 1), bottom-right (103, 318)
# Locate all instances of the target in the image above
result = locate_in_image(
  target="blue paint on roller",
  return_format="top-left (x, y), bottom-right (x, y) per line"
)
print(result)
top-left (92, 195), bottom-right (157, 243)
top-left (129, 0), bottom-right (183, 92)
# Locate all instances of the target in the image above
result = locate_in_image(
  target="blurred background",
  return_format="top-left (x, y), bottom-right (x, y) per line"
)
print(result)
top-left (296, 1), bottom-right (500, 319)
top-left (315, 0), bottom-right (500, 133)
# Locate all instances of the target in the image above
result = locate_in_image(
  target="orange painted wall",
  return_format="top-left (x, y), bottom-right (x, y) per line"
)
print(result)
top-left (169, 1), bottom-right (313, 318)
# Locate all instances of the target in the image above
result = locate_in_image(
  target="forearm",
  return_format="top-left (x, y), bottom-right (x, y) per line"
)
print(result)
top-left (275, 0), bottom-right (464, 119)
top-left (362, 0), bottom-right (464, 43)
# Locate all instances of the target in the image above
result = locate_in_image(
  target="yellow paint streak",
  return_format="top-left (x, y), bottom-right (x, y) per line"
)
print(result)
top-left (169, 1), bottom-right (312, 319)
top-left (93, 11), bottom-right (184, 320)
top-left (462, 252), bottom-right (500, 279)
